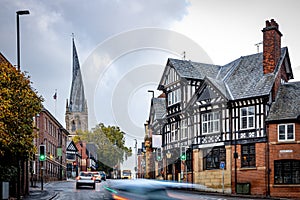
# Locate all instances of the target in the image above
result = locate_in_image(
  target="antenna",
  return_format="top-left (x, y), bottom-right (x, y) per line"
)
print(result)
top-left (254, 42), bottom-right (263, 53)
top-left (182, 51), bottom-right (186, 60)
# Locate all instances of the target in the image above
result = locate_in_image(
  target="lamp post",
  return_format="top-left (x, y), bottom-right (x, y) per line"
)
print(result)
top-left (16, 10), bottom-right (30, 71)
top-left (16, 10), bottom-right (30, 199)
top-left (166, 150), bottom-right (172, 180)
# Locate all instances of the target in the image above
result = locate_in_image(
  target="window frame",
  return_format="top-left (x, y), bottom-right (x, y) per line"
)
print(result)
top-left (181, 119), bottom-right (188, 139)
top-left (278, 123), bottom-right (295, 142)
top-left (203, 146), bottom-right (226, 170)
top-left (240, 106), bottom-right (255, 130)
top-left (241, 143), bottom-right (256, 168)
top-left (274, 160), bottom-right (300, 184)
top-left (167, 89), bottom-right (181, 106)
top-left (202, 111), bottom-right (220, 134)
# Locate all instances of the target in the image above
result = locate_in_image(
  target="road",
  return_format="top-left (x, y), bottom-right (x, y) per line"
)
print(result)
top-left (50, 180), bottom-right (107, 200)
top-left (48, 180), bottom-right (259, 200)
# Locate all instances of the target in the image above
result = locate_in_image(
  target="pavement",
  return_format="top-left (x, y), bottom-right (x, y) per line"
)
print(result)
top-left (23, 182), bottom-right (57, 200)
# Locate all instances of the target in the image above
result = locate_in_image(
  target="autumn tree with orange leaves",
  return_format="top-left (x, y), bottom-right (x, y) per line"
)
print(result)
top-left (0, 61), bottom-right (43, 181)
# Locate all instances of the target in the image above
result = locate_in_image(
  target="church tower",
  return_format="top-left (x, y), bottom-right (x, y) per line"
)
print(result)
top-left (65, 37), bottom-right (88, 137)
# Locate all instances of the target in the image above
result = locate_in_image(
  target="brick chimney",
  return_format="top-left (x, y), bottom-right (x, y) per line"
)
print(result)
top-left (262, 19), bottom-right (282, 74)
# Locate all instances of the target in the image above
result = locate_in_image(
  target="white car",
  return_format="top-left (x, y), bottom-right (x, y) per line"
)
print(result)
top-left (91, 171), bottom-right (102, 182)
top-left (76, 171), bottom-right (96, 189)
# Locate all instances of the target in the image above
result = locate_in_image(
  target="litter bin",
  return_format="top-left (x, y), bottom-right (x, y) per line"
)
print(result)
top-left (0, 182), bottom-right (9, 200)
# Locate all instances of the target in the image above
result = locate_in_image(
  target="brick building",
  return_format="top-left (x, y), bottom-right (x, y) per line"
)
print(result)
top-left (148, 19), bottom-right (299, 198)
top-left (266, 82), bottom-right (300, 198)
top-left (33, 108), bottom-right (68, 182)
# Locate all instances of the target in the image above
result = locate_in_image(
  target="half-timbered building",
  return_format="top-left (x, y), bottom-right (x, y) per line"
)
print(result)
top-left (155, 19), bottom-right (297, 197)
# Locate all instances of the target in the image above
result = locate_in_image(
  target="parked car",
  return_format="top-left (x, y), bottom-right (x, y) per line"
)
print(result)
top-left (91, 171), bottom-right (102, 182)
top-left (99, 171), bottom-right (106, 181)
top-left (76, 171), bottom-right (96, 189)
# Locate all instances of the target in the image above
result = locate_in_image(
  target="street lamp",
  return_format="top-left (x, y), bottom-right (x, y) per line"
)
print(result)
top-left (166, 150), bottom-right (172, 180)
top-left (148, 90), bottom-right (154, 98)
top-left (16, 10), bottom-right (30, 71)
top-left (16, 10), bottom-right (30, 199)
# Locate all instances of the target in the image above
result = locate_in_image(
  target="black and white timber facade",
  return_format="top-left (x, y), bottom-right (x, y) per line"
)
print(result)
top-left (148, 19), bottom-right (298, 195)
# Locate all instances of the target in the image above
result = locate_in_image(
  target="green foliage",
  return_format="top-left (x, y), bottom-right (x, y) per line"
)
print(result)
top-left (0, 62), bottom-right (43, 181)
top-left (75, 123), bottom-right (132, 172)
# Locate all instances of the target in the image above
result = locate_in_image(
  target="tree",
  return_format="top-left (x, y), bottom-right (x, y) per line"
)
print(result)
top-left (75, 123), bottom-right (132, 173)
top-left (0, 62), bottom-right (43, 181)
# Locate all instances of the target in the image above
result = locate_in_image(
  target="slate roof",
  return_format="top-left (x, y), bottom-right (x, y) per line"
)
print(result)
top-left (168, 59), bottom-right (221, 80)
top-left (152, 98), bottom-right (166, 120)
top-left (166, 47), bottom-right (289, 101)
top-left (266, 81), bottom-right (300, 122)
top-left (223, 52), bottom-right (275, 99)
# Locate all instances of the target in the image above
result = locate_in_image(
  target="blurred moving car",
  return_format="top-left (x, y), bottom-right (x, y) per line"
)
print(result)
top-left (104, 179), bottom-right (180, 200)
top-left (99, 171), bottom-right (106, 181)
top-left (76, 171), bottom-right (96, 189)
top-left (91, 171), bottom-right (102, 182)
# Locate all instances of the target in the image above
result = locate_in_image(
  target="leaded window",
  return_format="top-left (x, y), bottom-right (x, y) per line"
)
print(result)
top-left (241, 144), bottom-right (256, 168)
top-left (203, 146), bottom-right (226, 170)
top-left (274, 160), bottom-right (300, 184)
top-left (240, 106), bottom-right (255, 129)
top-left (278, 124), bottom-right (295, 141)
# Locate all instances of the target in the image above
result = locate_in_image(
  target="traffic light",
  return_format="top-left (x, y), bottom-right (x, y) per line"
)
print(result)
top-left (39, 145), bottom-right (46, 161)
top-left (180, 146), bottom-right (186, 161)
top-left (156, 148), bottom-right (162, 161)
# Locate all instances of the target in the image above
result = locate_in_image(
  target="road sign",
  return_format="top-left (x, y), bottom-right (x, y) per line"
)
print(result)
top-left (220, 161), bottom-right (225, 169)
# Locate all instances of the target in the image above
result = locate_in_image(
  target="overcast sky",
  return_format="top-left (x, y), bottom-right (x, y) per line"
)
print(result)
top-left (1, 0), bottom-right (300, 152)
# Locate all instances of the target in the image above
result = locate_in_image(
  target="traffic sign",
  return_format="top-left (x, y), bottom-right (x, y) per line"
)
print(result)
top-left (220, 161), bottom-right (225, 169)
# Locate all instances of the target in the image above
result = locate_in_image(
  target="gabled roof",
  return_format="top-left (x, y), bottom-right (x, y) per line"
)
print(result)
top-left (168, 58), bottom-right (221, 80)
top-left (149, 97), bottom-right (166, 124)
top-left (153, 98), bottom-right (166, 120)
top-left (223, 52), bottom-right (273, 99)
top-left (266, 82), bottom-right (300, 122)
top-left (162, 47), bottom-right (292, 103)
top-left (158, 58), bottom-right (220, 89)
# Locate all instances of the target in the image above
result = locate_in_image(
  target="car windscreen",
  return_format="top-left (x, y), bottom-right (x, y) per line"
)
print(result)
top-left (80, 172), bottom-right (93, 176)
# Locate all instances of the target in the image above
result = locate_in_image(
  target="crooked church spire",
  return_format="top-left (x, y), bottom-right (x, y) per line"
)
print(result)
top-left (65, 37), bottom-right (88, 136)
top-left (69, 38), bottom-right (86, 112)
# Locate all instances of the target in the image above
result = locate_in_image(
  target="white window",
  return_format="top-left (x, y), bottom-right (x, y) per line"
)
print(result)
top-left (181, 119), bottom-right (188, 139)
top-left (165, 68), bottom-right (178, 85)
top-left (202, 112), bottom-right (220, 134)
top-left (171, 123), bottom-right (178, 141)
top-left (278, 124), bottom-right (295, 141)
top-left (168, 89), bottom-right (181, 106)
top-left (240, 106), bottom-right (255, 129)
